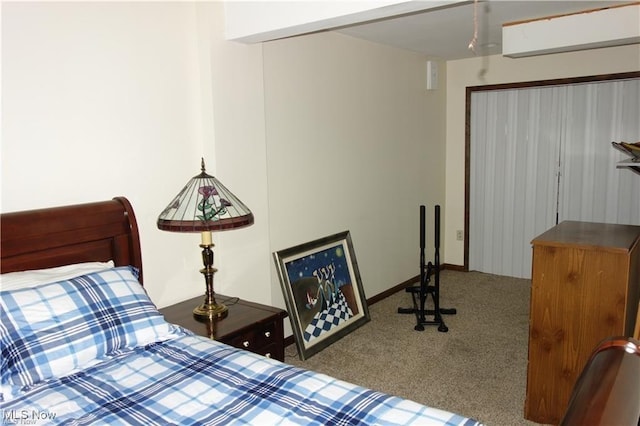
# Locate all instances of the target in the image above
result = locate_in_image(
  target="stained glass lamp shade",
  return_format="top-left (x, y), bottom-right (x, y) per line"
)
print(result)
top-left (157, 158), bottom-right (253, 321)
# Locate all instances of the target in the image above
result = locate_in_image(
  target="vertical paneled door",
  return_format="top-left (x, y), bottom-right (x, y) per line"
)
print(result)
top-left (470, 78), bottom-right (640, 279)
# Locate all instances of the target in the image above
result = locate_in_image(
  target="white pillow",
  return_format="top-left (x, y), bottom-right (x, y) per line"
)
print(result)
top-left (0, 261), bottom-right (115, 290)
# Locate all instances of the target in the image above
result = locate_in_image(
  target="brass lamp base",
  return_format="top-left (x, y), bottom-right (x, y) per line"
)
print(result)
top-left (193, 302), bottom-right (228, 321)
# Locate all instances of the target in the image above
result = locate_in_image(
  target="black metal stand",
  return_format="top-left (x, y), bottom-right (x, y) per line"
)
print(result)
top-left (398, 205), bottom-right (456, 332)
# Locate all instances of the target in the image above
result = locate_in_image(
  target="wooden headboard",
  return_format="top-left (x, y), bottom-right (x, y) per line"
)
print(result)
top-left (1, 197), bottom-right (143, 284)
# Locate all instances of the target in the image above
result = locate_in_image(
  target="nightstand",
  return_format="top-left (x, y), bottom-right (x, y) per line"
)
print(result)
top-left (160, 294), bottom-right (288, 362)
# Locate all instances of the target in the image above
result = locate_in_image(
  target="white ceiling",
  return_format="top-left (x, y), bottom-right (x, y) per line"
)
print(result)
top-left (334, 1), bottom-right (630, 60)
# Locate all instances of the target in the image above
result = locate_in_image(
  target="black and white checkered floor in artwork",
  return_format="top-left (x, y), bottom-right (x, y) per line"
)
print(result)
top-left (303, 291), bottom-right (353, 343)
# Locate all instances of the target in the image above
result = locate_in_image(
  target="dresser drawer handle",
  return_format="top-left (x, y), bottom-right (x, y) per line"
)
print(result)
top-left (265, 352), bottom-right (271, 358)
top-left (242, 341), bottom-right (250, 348)
top-left (264, 331), bottom-right (271, 338)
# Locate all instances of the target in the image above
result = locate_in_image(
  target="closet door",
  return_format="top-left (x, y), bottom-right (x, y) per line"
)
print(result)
top-left (470, 79), bottom-right (640, 279)
top-left (469, 87), bottom-right (561, 278)
top-left (559, 79), bottom-right (640, 224)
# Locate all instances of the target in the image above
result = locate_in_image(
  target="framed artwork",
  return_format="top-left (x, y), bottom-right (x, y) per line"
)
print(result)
top-left (273, 231), bottom-right (370, 360)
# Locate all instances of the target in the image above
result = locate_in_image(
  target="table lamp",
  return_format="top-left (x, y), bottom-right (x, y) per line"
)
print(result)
top-left (157, 158), bottom-right (254, 321)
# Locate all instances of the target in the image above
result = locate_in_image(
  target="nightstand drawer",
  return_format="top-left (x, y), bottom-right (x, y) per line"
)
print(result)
top-left (259, 342), bottom-right (279, 360)
top-left (227, 320), bottom-right (278, 352)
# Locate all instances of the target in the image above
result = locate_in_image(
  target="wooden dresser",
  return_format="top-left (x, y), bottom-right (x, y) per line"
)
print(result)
top-left (525, 221), bottom-right (640, 424)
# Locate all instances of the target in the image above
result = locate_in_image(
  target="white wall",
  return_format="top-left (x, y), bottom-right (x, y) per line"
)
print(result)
top-left (2, 2), bottom-right (443, 319)
top-left (262, 31), bottom-right (447, 307)
top-left (199, 2), bottom-right (271, 304)
top-left (443, 44), bottom-right (640, 266)
top-left (8, 2), bottom-right (634, 322)
top-left (1, 2), bottom-right (270, 308)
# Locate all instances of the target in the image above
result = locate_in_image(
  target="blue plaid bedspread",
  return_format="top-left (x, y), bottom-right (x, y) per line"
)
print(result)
top-left (1, 335), bottom-right (480, 425)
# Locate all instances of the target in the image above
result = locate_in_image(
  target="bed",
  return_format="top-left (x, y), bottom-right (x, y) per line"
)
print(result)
top-left (560, 336), bottom-right (640, 426)
top-left (0, 197), bottom-right (481, 425)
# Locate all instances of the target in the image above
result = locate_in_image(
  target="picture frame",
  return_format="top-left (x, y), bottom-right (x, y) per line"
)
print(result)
top-left (273, 231), bottom-right (370, 360)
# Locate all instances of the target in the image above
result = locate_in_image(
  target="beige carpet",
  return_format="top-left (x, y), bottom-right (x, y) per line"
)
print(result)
top-left (284, 270), bottom-right (541, 426)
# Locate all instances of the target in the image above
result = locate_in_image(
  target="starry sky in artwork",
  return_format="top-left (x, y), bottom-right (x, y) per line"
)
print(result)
top-left (285, 243), bottom-right (351, 288)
